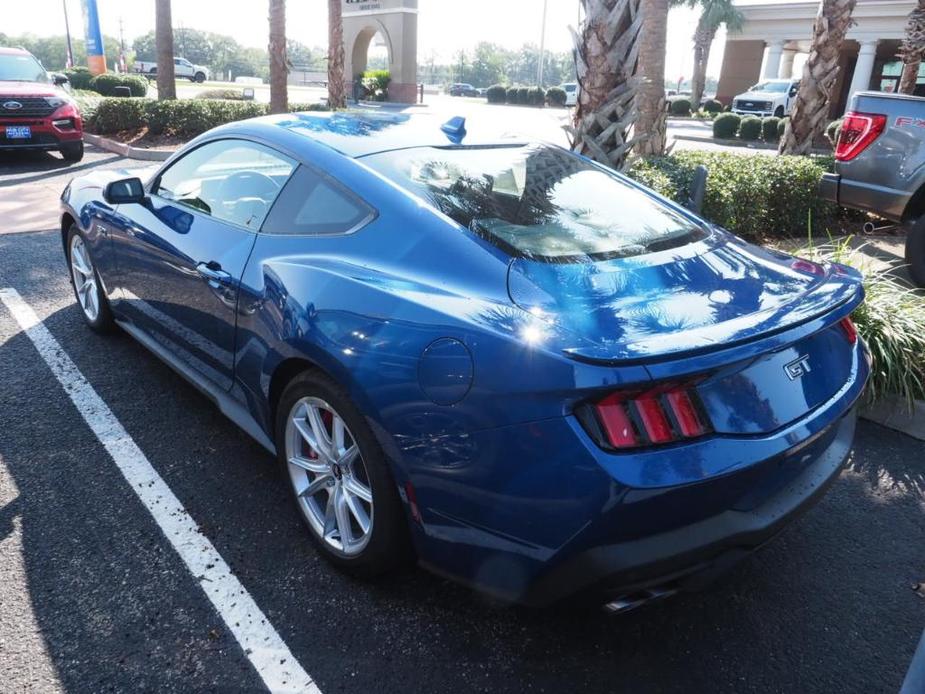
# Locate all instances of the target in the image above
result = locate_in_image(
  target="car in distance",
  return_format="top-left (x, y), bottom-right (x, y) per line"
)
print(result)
top-left (134, 56), bottom-right (209, 83)
top-left (60, 111), bottom-right (870, 610)
top-left (448, 82), bottom-right (479, 97)
top-left (732, 78), bottom-right (800, 118)
top-left (820, 90), bottom-right (925, 286)
top-left (560, 82), bottom-right (579, 106)
top-left (0, 46), bottom-right (84, 162)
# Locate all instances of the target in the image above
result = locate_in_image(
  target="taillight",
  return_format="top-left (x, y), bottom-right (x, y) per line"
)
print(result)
top-left (791, 258), bottom-right (824, 276)
top-left (835, 111), bottom-right (886, 161)
top-left (588, 383), bottom-right (712, 450)
top-left (839, 316), bottom-right (858, 344)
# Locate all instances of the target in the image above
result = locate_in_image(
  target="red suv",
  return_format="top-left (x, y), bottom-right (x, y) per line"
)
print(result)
top-left (0, 47), bottom-right (83, 162)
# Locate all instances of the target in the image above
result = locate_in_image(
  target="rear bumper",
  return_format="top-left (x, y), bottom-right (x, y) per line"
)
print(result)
top-left (819, 172), bottom-right (909, 222)
top-left (521, 408), bottom-right (857, 606)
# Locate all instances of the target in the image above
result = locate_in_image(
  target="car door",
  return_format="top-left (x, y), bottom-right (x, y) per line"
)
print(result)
top-left (112, 138), bottom-right (296, 391)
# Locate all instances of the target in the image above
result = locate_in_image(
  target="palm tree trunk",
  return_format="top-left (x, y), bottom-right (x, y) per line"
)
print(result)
top-left (269, 0), bottom-right (288, 114)
top-left (155, 0), bottom-right (176, 100)
top-left (634, 0), bottom-right (670, 156)
top-left (779, 0), bottom-right (856, 155)
top-left (570, 0), bottom-right (645, 170)
top-left (690, 18), bottom-right (716, 110)
top-left (899, 1), bottom-right (925, 95)
top-left (328, 0), bottom-right (347, 109)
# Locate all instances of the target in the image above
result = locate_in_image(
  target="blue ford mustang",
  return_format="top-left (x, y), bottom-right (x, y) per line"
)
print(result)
top-left (60, 111), bottom-right (870, 610)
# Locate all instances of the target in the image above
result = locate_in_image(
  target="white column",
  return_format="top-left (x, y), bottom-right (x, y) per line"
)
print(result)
top-left (848, 40), bottom-right (879, 99)
top-left (763, 40), bottom-right (785, 79)
top-left (779, 50), bottom-right (796, 79)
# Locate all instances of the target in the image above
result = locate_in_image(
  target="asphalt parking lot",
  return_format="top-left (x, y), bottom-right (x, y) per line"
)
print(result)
top-left (1, 147), bottom-right (924, 693)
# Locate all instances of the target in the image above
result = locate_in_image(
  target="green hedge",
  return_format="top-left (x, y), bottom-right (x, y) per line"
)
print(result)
top-left (546, 86), bottom-right (566, 106)
top-left (64, 67), bottom-right (94, 90)
top-left (738, 115), bottom-right (762, 141)
top-left (87, 98), bottom-right (328, 137)
top-left (505, 86), bottom-right (519, 104)
top-left (670, 98), bottom-right (692, 116)
top-left (487, 84), bottom-right (507, 104)
top-left (89, 73), bottom-right (148, 97)
top-left (528, 86), bottom-right (546, 106)
top-left (626, 150), bottom-right (847, 240)
top-left (703, 99), bottom-right (724, 114)
top-left (196, 88), bottom-right (246, 100)
top-left (762, 116), bottom-right (781, 143)
top-left (713, 112), bottom-right (740, 139)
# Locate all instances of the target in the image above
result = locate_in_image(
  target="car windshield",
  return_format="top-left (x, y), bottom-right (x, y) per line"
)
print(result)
top-left (0, 53), bottom-right (47, 82)
top-left (364, 144), bottom-right (706, 261)
top-left (750, 81), bottom-right (790, 93)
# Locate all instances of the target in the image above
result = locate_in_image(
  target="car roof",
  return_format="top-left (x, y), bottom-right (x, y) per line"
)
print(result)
top-left (0, 47), bottom-right (32, 56)
top-left (241, 110), bottom-right (527, 159)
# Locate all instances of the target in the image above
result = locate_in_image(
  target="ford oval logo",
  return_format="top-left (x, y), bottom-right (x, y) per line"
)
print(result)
top-left (2, 101), bottom-right (23, 110)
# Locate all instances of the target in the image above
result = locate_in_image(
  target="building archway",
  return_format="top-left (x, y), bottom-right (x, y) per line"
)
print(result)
top-left (342, 0), bottom-right (418, 103)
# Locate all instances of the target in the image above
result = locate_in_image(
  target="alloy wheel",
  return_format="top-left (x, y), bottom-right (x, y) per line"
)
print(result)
top-left (70, 235), bottom-right (99, 322)
top-left (285, 397), bottom-right (374, 556)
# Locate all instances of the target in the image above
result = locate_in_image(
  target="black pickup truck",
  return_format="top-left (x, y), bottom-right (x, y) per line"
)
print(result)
top-left (820, 90), bottom-right (925, 286)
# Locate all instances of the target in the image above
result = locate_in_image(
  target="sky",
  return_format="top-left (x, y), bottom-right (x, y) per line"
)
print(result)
top-left (6, 0), bottom-right (734, 80)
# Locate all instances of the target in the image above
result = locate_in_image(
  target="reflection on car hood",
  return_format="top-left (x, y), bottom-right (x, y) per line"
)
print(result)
top-left (507, 233), bottom-right (862, 363)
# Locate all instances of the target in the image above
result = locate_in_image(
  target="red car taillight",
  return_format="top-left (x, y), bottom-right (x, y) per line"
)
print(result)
top-left (839, 316), bottom-right (858, 345)
top-left (591, 382), bottom-right (712, 450)
top-left (835, 111), bottom-right (886, 161)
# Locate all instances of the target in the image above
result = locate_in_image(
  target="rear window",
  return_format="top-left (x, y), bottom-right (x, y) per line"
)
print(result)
top-left (364, 144), bottom-right (705, 261)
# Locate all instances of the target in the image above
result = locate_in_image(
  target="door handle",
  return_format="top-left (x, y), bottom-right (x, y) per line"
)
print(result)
top-left (196, 261), bottom-right (232, 283)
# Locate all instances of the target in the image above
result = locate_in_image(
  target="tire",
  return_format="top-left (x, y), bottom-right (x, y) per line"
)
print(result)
top-left (60, 141), bottom-right (84, 163)
top-left (276, 370), bottom-right (411, 576)
top-left (905, 216), bottom-right (925, 287)
top-left (194, 72), bottom-right (206, 83)
top-left (774, 106), bottom-right (785, 118)
top-left (66, 225), bottom-right (116, 333)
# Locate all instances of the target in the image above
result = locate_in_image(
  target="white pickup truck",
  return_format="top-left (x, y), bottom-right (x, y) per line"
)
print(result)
top-left (732, 78), bottom-right (800, 118)
top-left (133, 57), bottom-right (209, 83)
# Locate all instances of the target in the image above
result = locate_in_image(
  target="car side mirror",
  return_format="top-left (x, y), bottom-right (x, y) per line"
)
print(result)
top-left (104, 177), bottom-right (147, 205)
top-left (52, 73), bottom-right (69, 86)
top-left (789, 88), bottom-right (798, 97)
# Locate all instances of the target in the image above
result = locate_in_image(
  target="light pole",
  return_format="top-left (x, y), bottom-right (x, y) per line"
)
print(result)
top-left (537, 0), bottom-right (548, 87)
top-left (63, 0), bottom-right (74, 68)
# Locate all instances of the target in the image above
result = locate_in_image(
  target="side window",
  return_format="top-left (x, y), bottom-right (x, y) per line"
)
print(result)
top-left (261, 165), bottom-right (374, 236)
top-left (154, 139), bottom-right (296, 229)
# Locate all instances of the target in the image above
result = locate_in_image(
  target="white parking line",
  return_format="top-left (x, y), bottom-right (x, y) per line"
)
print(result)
top-left (0, 288), bottom-right (320, 694)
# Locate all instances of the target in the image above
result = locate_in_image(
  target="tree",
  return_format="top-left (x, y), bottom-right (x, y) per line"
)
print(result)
top-left (569, 0), bottom-right (644, 170)
top-left (779, 0), bottom-right (856, 155)
top-left (328, 0), bottom-right (346, 108)
top-left (155, 0), bottom-right (176, 100)
top-left (269, 0), bottom-right (288, 114)
top-left (634, 0), bottom-right (671, 156)
top-left (899, 0), bottom-right (925, 94)
top-left (686, 0), bottom-right (743, 109)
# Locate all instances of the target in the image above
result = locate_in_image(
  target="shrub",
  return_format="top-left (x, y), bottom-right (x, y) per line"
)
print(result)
top-left (528, 86), bottom-right (546, 106)
top-left (91, 97), bottom-right (148, 132)
top-left (794, 237), bottom-right (925, 404)
top-left (361, 69), bottom-right (391, 101)
top-left (487, 84), bottom-right (507, 104)
top-left (506, 86), bottom-right (519, 104)
top-left (778, 116), bottom-right (790, 139)
top-left (64, 66), bottom-right (94, 90)
top-left (670, 98), bottom-right (692, 116)
top-left (546, 86), bottom-right (567, 107)
top-left (288, 102), bottom-right (331, 113)
top-left (738, 115), bottom-right (762, 141)
top-left (826, 118), bottom-right (843, 147)
top-left (702, 99), bottom-right (724, 114)
top-left (89, 73), bottom-right (148, 97)
top-left (196, 88), bottom-right (245, 100)
top-left (626, 150), bottom-right (847, 241)
top-left (712, 112), bottom-right (741, 139)
top-left (762, 117), bottom-right (781, 143)
top-left (517, 87), bottom-right (530, 104)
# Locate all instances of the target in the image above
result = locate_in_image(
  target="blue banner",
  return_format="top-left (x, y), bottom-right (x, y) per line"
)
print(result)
top-left (80, 0), bottom-right (106, 74)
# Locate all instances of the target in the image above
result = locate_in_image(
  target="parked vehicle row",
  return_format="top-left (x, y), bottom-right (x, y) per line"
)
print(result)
top-left (0, 46), bottom-right (84, 161)
top-left (60, 110), bottom-right (869, 610)
top-left (820, 90), bottom-right (925, 286)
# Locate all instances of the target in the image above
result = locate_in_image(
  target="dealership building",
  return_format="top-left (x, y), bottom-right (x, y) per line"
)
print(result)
top-left (716, 0), bottom-right (919, 115)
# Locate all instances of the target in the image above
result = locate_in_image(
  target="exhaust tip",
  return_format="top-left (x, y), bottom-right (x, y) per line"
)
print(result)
top-left (603, 586), bottom-right (677, 615)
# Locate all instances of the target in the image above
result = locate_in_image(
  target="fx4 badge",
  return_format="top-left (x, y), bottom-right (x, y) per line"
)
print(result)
top-left (784, 355), bottom-right (812, 380)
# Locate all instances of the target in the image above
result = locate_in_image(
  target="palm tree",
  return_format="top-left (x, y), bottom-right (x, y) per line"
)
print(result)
top-left (779, 0), bottom-right (857, 155)
top-left (569, 0), bottom-right (645, 170)
top-left (269, 0), bottom-right (288, 114)
top-left (155, 0), bottom-right (176, 100)
top-left (899, 0), bottom-right (925, 94)
top-left (687, 0), bottom-right (743, 110)
top-left (634, 0), bottom-right (670, 156)
top-left (328, 0), bottom-right (346, 109)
